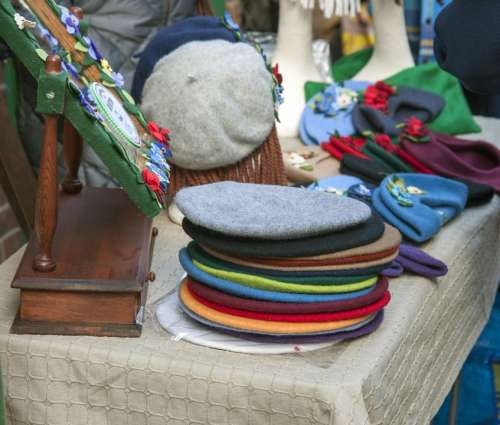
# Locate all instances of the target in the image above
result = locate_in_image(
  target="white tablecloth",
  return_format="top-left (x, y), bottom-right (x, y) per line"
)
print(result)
top-left (1, 117), bottom-right (499, 425)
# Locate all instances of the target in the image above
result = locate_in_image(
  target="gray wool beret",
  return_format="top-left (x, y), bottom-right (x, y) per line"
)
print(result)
top-left (175, 182), bottom-right (372, 240)
top-left (141, 40), bottom-right (275, 170)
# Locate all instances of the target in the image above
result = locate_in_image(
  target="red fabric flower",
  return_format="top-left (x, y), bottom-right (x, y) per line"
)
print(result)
top-left (374, 134), bottom-right (396, 152)
top-left (374, 81), bottom-right (396, 96)
top-left (363, 81), bottom-right (396, 113)
top-left (142, 169), bottom-right (161, 193)
top-left (404, 116), bottom-right (429, 139)
top-left (148, 121), bottom-right (170, 145)
top-left (272, 64), bottom-right (283, 85)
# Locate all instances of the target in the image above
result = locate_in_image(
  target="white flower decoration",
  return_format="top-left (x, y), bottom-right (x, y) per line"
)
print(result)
top-left (14, 13), bottom-right (36, 30)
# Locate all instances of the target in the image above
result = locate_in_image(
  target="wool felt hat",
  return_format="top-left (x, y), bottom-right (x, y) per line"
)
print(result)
top-left (219, 310), bottom-right (384, 344)
top-left (372, 174), bottom-right (468, 243)
top-left (401, 132), bottom-right (500, 193)
top-left (132, 16), bottom-right (237, 102)
top-left (182, 212), bottom-right (385, 258)
top-left (323, 55), bottom-right (480, 135)
top-left (176, 182), bottom-right (371, 240)
top-left (198, 245), bottom-right (395, 276)
top-left (186, 276), bottom-right (389, 314)
top-left (362, 141), bottom-right (414, 173)
top-left (188, 253), bottom-right (378, 294)
top-left (180, 300), bottom-right (378, 337)
top-left (187, 243), bottom-right (375, 285)
top-left (286, 223), bottom-right (401, 261)
top-left (203, 240), bottom-right (399, 270)
top-left (201, 244), bottom-right (398, 272)
top-left (190, 283), bottom-right (390, 323)
top-left (352, 86), bottom-right (445, 137)
top-left (300, 81), bottom-right (370, 145)
top-left (179, 249), bottom-right (377, 302)
top-left (142, 40), bottom-right (274, 171)
top-left (340, 154), bottom-right (391, 185)
top-left (178, 280), bottom-right (374, 335)
top-left (137, 17), bottom-right (286, 195)
top-left (382, 244), bottom-right (448, 278)
top-left (340, 155), bottom-right (491, 207)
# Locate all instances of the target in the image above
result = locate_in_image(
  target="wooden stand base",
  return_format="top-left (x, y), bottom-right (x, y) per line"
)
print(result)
top-left (10, 187), bottom-right (157, 337)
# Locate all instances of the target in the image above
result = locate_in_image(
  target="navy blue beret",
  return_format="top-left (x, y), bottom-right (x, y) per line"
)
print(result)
top-left (131, 16), bottom-right (237, 102)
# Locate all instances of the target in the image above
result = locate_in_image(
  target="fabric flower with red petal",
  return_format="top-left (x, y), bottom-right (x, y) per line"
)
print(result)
top-left (374, 81), bottom-right (396, 96)
top-left (402, 116), bottom-right (430, 143)
top-left (272, 64), bottom-right (283, 85)
top-left (148, 121), bottom-right (170, 146)
top-left (363, 81), bottom-right (396, 114)
top-left (374, 134), bottom-right (396, 152)
top-left (142, 169), bottom-right (161, 193)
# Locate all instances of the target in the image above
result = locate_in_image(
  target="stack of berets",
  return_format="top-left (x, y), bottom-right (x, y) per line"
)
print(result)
top-left (174, 182), bottom-right (401, 344)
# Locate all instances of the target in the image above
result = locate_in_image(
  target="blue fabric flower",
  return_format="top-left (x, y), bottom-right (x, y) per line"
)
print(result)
top-left (78, 87), bottom-right (103, 122)
top-left (222, 11), bottom-right (240, 32)
top-left (62, 61), bottom-right (79, 81)
top-left (38, 24), bottom-right (59, 50)
top-left (59, 6), bottom-right (80, 35)
top-left (112, 71), bottom-right (124, 88)
top-left (83, 36), bottom-right (102, 61)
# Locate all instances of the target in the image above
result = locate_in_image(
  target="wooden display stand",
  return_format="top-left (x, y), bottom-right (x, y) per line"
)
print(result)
top-left (10, 56), bottom-right (157, 338)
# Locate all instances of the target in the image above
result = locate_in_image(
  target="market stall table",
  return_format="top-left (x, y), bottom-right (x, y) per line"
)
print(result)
top-left (0, 117), bottom-right (499, 425)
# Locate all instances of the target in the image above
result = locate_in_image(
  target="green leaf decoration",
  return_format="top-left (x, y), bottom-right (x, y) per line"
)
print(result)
top-left (123, 102), bottom-right (140, 116)
top-left (74, 41), bottom-right (88, 53)
top-left (83, 52), bottom-right (95, 66)
top-left (67, 79), bottom-right (81, 95)
top-left (73, 62), bottom-right (82, 73)
top-left (119, 90), bottom-right (136, 105)
top-left (102, 80), bottom-right (116, 88)
top-left (137, 113), bottom-right (148, 129)
top-left (99, 70), bottom-right (115, 84)
top-left (46, 0), bottom-right (61, 15)
top-left (35, 48), bottom-right (48, 62)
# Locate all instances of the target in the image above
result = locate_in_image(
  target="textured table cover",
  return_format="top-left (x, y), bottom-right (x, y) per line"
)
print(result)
top-left (1, 117), bottom-right (500, 425)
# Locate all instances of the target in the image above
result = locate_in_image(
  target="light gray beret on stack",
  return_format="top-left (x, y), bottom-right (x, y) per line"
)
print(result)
top-left (141, 40), bottom-right (275, 170)
top-left (175, 182), bottom-right (372, 240)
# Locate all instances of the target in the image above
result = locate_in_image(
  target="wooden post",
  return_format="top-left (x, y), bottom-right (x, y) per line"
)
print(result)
top-left (60, 7), bottom-right (84, 195)
top-left (62, 119), bottom-right (83, 194)
top-left (33, 56), bottom-right (61, 272)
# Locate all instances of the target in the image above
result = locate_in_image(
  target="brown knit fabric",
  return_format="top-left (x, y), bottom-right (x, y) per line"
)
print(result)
top-left (168, 125), bottom-right (287, 196)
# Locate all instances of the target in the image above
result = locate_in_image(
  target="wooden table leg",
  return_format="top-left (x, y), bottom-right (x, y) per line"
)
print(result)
top-left (32, 56), bottom-right (61, 273)
top-left (62, 119), bottom-right (83, 194)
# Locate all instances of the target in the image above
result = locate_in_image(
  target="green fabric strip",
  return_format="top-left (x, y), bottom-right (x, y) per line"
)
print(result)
top-left (188, 242), bottom-right (375, 285)
top-left (192, 259), bottom-right (377, 294)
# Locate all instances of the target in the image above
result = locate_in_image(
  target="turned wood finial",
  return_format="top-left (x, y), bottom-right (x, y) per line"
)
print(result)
top-left (69, 6), bottom-right (84, 19)
top-left (33, 54), bottom-right (62, 273)
top-left (45, 54), bottom-right (61, 73)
